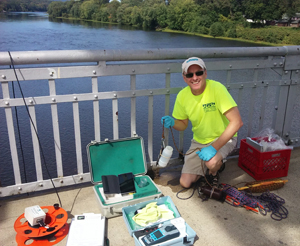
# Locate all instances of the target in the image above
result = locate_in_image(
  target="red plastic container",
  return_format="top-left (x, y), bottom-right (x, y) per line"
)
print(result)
top-left (238, 138), bottom-right (291, 180)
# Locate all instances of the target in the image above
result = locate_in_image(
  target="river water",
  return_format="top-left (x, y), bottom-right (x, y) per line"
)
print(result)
top-left (0, 12), bottom-right (265, 186)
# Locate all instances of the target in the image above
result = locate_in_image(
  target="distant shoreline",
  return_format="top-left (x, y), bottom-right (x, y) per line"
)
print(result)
top-left (159, 28), bottom-right (277, 47)
top-left (55, 16), bottom-right (292, 47)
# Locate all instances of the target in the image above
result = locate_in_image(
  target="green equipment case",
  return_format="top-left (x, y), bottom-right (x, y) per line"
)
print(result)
top-left (87, 136), bottom-right (163, 218)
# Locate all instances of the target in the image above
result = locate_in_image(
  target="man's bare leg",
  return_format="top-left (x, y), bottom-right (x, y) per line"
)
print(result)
top-left (180, 173), bottom-right (201, 188)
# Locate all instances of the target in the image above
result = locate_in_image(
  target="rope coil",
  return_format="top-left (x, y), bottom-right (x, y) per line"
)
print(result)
top-left (222, 184), bottom-right (288, 221)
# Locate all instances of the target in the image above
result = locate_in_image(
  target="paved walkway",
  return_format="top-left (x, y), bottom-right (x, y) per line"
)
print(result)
top-left (1, 147), bottom-right (300, 246)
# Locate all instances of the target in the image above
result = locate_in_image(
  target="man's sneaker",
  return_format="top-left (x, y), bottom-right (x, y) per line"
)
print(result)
top-left (194, 175), bottom-right (206, 189)
top-left (206, 173), bottom-right (220, 188)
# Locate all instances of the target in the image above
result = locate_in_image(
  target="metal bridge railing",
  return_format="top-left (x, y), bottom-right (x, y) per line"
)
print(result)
top-left (0, 46), bottom-right (300, 197)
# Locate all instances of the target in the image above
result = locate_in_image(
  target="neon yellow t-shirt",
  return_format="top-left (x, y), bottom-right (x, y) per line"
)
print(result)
top-left (172, 79), bottom-right (237, 144)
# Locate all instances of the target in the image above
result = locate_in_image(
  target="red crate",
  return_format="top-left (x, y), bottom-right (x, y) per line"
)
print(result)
top-left (238, 138), bottom-right (291, 180)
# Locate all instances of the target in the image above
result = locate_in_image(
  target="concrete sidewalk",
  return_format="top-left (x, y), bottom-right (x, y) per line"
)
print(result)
top-left (1, 148), bottom-right (300, 246)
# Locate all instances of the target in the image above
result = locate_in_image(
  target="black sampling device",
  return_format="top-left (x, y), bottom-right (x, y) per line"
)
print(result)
top-left (118, 172), bottom-right (136, 194)
top-left (102, 172), bottom-right (136, 194)
top-left (139, 224), bottom-right (180, 246)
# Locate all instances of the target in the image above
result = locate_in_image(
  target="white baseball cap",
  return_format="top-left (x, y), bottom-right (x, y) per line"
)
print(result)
top-left (182, 57), bottom-right (206, 73)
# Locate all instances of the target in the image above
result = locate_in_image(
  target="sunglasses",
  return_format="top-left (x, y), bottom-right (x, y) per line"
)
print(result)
top-left (184, 70), bottom-right (204, 78)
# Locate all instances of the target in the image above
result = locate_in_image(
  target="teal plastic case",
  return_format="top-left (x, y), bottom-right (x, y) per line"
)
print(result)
top-left (87, 136), bottom-right (162, 218)
top-left (122, 196), bottom-right (197, 246)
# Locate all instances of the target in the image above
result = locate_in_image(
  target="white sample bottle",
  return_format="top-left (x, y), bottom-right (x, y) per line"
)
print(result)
top-left (158, 146), bottom-right (173, 167)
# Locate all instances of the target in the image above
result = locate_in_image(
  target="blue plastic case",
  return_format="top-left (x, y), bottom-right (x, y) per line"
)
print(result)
top-left (122, 196), bottom-right (197, 246)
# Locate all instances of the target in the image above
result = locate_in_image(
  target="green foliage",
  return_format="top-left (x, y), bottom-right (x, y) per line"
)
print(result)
top-left (121, 0), bottom-right (143, 7)
top-left (243, 0), bottom-right (284, 22)
top-left (142, 6), bottom-right (157, 29)
top-left (243, 0), bottom-right (264, 22)
top-left (42, 0), bottom-right (300, 45)
top-left (210, 22), bottom-right (224, 37)
top-left (185, 13), bottom-right (212, 34)
top-left (283, 32), bottom-right (300, 45)
top-left (48, 1), bottom-right (67, 18)
top-left (227, 27), bottom-right (237, 38)
top-left (156, 4), bottom-right (168, 28)
top-left (79, 1), bottom-right (98, 19)
top-left (1, 0), bottom-right (52, 12)
top-left (117, 4), bottom-right (133, 24)
top-left (107, 0), bottom-right (120, 23)
top-left (182, 15), bottom-right (195, 32)
top-left (236, 26), bottom-right (300, 44)
top-left (101, 7), bottom-right (109, 22)
top-left (94, 0), bottom-right (110, 5)
top-left (70, 3), bottom-right (81, 18)
top-left (166, 0), bottom-right (199, 30)
top-left (232, 11), bottom-right (249, 27)
top-left (204, 10), bottom-right (219, 28)
top-left (282, 0), bottom-right (300, 22)
top-left (197, 26), bottom-right (209, 35)
top-left (202, 0), bottom-right (232, 17)
top-left (186, 16), bottom-right (201, 33)
top-left (131, 6), bottom-right (142, 26)
top-left (93, 7), bottom-right (109, 22)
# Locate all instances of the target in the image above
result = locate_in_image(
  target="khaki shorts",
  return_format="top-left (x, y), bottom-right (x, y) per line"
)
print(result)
top-left (182, 137), bottom-right (237, 176)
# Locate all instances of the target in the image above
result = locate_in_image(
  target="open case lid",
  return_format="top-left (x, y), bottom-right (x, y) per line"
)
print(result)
top-left (87, 137), bottom-right (147, 184)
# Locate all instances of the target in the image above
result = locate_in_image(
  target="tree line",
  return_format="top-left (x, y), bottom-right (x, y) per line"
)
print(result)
top-left (46, 0), bottom-right (300, 44)
top-left (47, 0), bottom-right (300, 28)
top-left (0, 0), bottom-right (53, 12)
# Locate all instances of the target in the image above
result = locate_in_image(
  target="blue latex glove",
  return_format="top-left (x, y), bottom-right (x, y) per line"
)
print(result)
top-left (161, 116), bottom-right (175, 128)
top-left (196, 145), bottom-right (217, 161)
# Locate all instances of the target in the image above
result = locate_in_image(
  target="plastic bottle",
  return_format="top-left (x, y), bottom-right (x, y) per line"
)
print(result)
top-left (158, 146), bottom-right (173, 167)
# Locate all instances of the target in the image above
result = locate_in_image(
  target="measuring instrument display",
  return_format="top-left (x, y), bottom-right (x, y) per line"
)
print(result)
top-left (140, 224), bottom-right (180, 245)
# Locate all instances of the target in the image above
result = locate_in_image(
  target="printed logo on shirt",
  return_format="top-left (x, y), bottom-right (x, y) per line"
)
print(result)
top-left (203, 102), bottom-right (216, 112)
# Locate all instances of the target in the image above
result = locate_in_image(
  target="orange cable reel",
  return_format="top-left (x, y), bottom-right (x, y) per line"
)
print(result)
top-left (15, 223), bottom-right (69, 246)
top-left (14, 204), bottom-right (69, 245)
